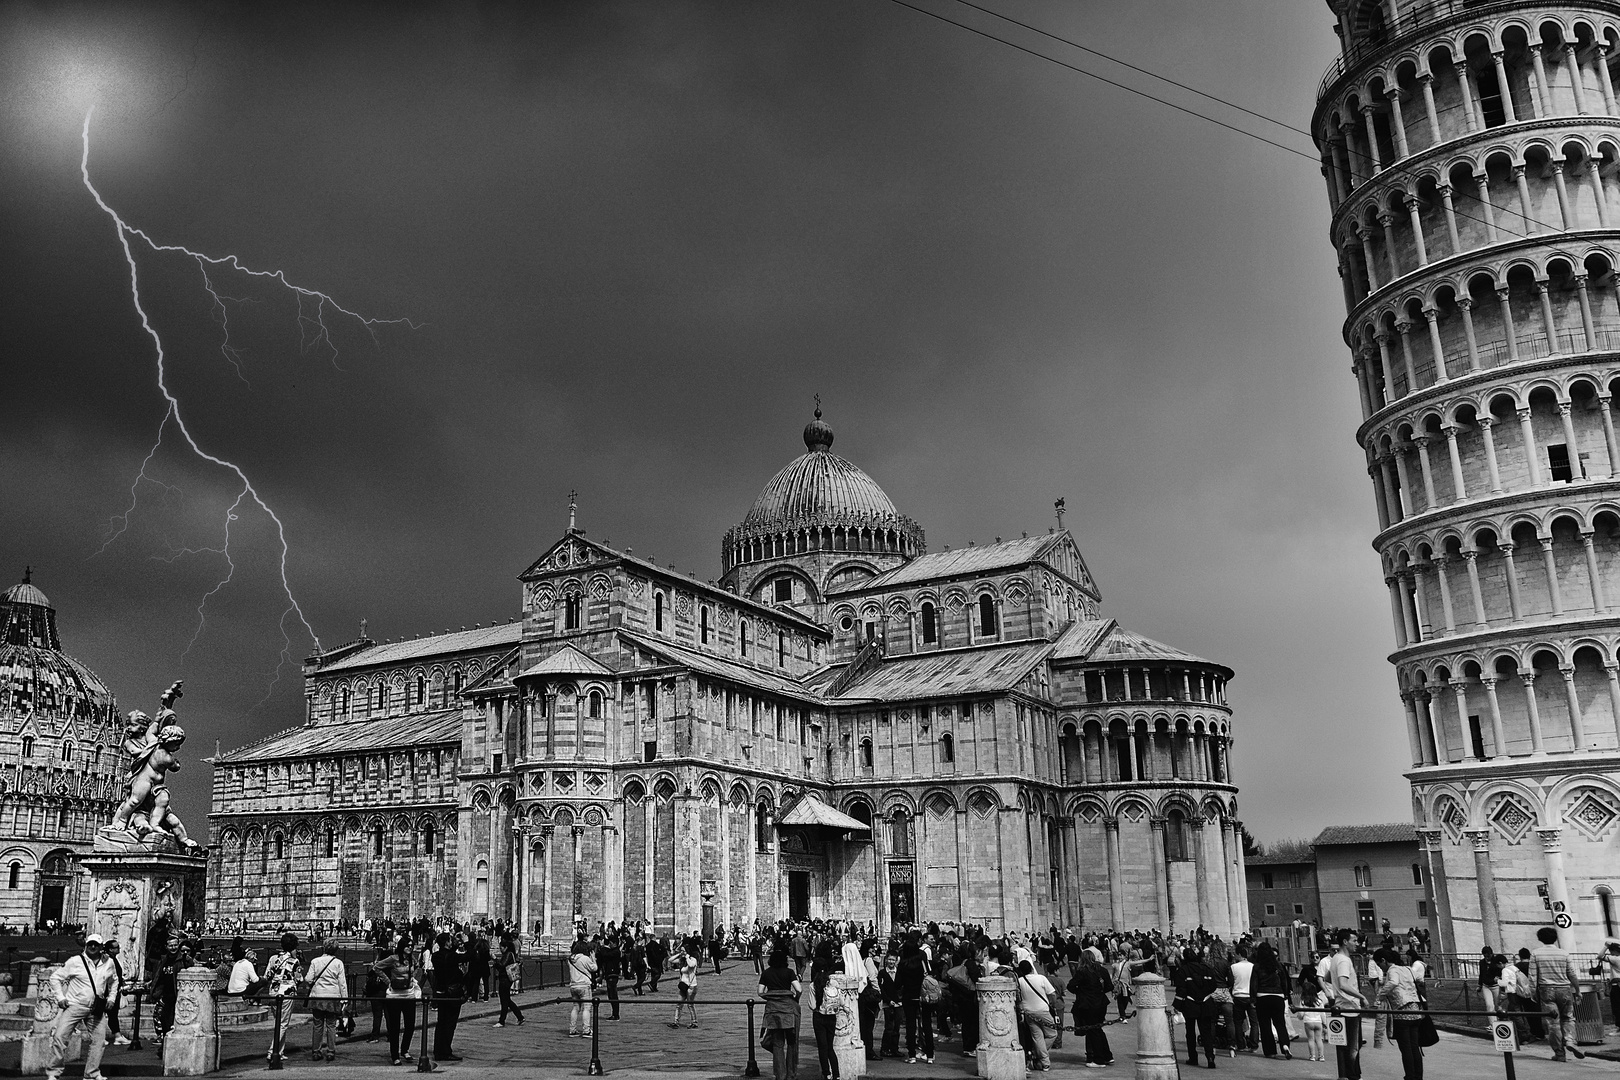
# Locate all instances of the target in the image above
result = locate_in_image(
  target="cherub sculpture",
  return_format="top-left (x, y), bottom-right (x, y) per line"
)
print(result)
top-left (112, 681), bottom-right (199, 851)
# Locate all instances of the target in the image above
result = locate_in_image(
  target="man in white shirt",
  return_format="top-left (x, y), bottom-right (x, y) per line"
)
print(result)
top-left (45, 933), bottom-right (117, 1080)
top-left (1230, 946), bottom-right (1257, 1052)
top-left (1328, 930), bottom-right (1367, 1080)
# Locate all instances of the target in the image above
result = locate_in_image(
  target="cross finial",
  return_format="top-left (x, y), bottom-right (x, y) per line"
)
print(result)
top-left (22, 566), bottom-right (30, 584)
top-left (1054, 498), bottom-right (1067, 530)
top-left (360, 617), bottom-right (368, 639)
top-left (568, 490), bottom-right (578, 532)
top-left (813, 393), bottom-right (821, 419)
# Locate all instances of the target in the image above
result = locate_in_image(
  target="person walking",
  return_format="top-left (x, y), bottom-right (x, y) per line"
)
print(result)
top-left (468, 933), bottom-right (491, 1003)
top-left (1327, 930), bottom-right (1368, 1080)
top-left (102, 939), bottom-right (127, 1047)
top-left (430, 933), bottom-right (466, 1062)
top-left (305, 942), bottom-right (347, 1062)
top-left (1376, 947), bottom-right (1424, 1080)
top-left (897, 941), bottom-right (933, 1063)
top-left (263, 933), bottom-right (304, 1066)
top-left (759, 950), bottom-right (802, 1080)
top-left (1593, 938), bottom-right (1620, 1038)
top-left (946, 948), bottom-right (979, 1058)
top-left (858, 940), bottom-right (883, 1060)
top-left (43, 933), bottom-right (116, 1080)
top-left (1250, 943), bottom-right (1291, 1059)
top-left (568, 940), bottom-right (599, 1038)
top-left (1295, 961), bottom-right (1327, 1062)
top-left (879, 951), bottom-right (903, 1058)
top-left (809, 943), bottom-right (842, 1080)
top-left (492, 934), bottom-right (525, 1027)
top-left (364, 947), bottom-right (389, 1043)
top-left (1015, 959), bottom-right (1058, 1072)
top-left (646, 935), bottom-right (667, 993)
top-left (1529, 926), bottom-right (1587, 1062)
top-left (1068, 947), bottom-right (1113, 1068)
top-left (1171, 948), bottom-right (1217, 1069)
top-left (374, 938), bottom-right (421, 1067)
top-left (1229, 945), bottom-right (1256, 1052)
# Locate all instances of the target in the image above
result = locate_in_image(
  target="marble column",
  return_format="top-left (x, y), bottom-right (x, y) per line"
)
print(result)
top-left (1104, 818), bottom-right (1125, 930)
top-left (1466, 829), bottom-right (1503, 950)
top-left (1539, 828), bottom-right (1575, 950)
top-left (1416, 828), bottom-right (1455, 957)
top-left (1222, 820), bottom-right (1244, 933)
top-left (1191, 818), bottom-right (1214, 932)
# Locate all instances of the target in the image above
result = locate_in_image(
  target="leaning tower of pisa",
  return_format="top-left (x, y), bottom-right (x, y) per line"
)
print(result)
top-left (1315, 1), bottom-right (1620, 954)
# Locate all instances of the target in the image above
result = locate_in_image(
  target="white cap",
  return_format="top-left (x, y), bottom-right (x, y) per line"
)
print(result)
top-left (83, 933), bottom-right (106, 946)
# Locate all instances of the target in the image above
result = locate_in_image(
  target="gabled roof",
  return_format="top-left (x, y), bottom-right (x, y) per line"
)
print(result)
top-left (315, 622), bottom-right (523, 674)
top-left (827, 641), bottom-right (1053, 703)
top-left (218, 708), bottom-right (463, 764)
top-left (1051, 620), bottom-right (1228, 674)
top-left (617, 630), bottom-right (819, 700)
top-left (1313, 823), bottom-right (1419, 847)
top-left (850, 534), bottom-right (1057, 591)
top-left (519, 644), bottom-right (614, 680)
top-left (461, 647), bottom-right (522, 695)
top-left (779, 795), bottom-right (870, 831)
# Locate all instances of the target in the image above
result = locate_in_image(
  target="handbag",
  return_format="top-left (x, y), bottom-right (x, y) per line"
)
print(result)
top-left (505, 962), bottom-right (522, 984)
top-left (1416, 1010), bottom-right (1440, 1047)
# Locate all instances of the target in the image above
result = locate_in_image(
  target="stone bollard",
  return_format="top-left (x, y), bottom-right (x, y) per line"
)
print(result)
top-left (974, 975), bottom-right (1022, 1080)
top-left (831, 973), bottom-right (867, 1078)
top-left (162, 964), bottom-right (219, 1075)
top-left (20, 964), bottom-right (81, 1075)
top-left (1131, 973), bottom-right (1178, 1080)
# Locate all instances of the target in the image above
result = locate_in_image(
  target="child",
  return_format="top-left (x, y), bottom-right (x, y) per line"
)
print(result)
top-left (1295, 959), bottom-right (1327, 1062)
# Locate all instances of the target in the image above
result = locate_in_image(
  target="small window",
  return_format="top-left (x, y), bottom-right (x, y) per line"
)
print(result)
top-left (1262, 871), bottom-right (1275, 890)
top-left (775, 578), bottom-right (793, 603)
top-left (493, 753), bottom-right (502, 773)
top-left (921, 602), bottom-right (937, 644)
top-left (21, 736), bottom-right (33, 758)
top-left (1293, 903), bottom-right (1305, 916)
top-left (325, 829), bottom-right (336, 858)
top-left (978, 595), bottom-right (997, 636)
top-left (274, 834), bottom-right (285, 859)
top-left (1417, 899), bottom-right (1429, 918)
top-left (1264, 904), bottom-right (1276, 916)
top-left (756, 803), bottom-right (773, 851)
top-left (1354, 863), bottom-right (1373, 889)
top-left (890, 810), bottom-right (913, 856)
top-left (740, 621), bottom-right (750, 657)
top-left (373, 827), bottom-right (384, 857)
top-left (838, 614), bottom-right (854, 633)
top-left (700, 607), bottom-right (711, 645)
top-left (565, 596), bottom-right (581, 630)
top-left (1289, 870), bottom-right (1302, 889)
top-left (860, 737), bottom-right (874, 768)
top-left (61, 743), bottom-right (72, 762)
top-left (778, 632), bottom-right (786, 667)
top-left (1411, 862), bottom-right (1423, 885)
top-left (58, 806), bottom-right (69, 829)
top-left (941, 732), bottom-right (954, 763)
top-left (644, 741), bottom-right (657, 763)
top-left (416, 675), bottom-right (425, 704)
top-left (6, 862), bottom-right (19, 889)
top-left (423, 823), bottom-right (435, 856)
top-left (589, 690), bottom-right (603, 718)
top-left (1548, 443), bottom-right (1574, 482)
top-left (655, 593), bottom-right (665, 632)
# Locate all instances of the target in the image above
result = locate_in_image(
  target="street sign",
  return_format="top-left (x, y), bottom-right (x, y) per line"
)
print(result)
top-left (1326, 1016), bottom-right (1348, 1047)
top-left (1492, 1020), bottom-right (1519, 1052)
top-left (1551, 900), bottom-right (1567, 914)
top-left (1539, 881), bottom-right (1551, 910)
top-left (1553, 911), bottom-right (1573, 930)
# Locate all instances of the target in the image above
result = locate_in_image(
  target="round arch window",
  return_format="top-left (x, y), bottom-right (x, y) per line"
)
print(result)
top-left (838, 615), bottom-right (854, 633)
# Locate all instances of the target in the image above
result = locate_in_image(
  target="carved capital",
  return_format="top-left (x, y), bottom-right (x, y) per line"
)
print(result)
top-left (1464, 828), bottom-right (1493, 852)
top-left (1536, 827), bottom-right (1562, 852)
top-left (1456, 295), bottom-right (1473, 311)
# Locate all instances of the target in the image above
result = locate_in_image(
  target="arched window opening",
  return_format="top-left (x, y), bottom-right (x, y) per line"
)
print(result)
top-left (376, 683), bottom-right (386, 711)
top-left (274, 834), bottom-right (285, 860)
top-left (416, 675), bottom-right (426, 705)
top-left (890, 810), bottom-right (913, 856)
top-left (700, 606), bottom-right (711, 644)
top-left (423, 822), bottom-right (435, 856)
top-left (340, 687), bottom-right (351, 715)
top-left (778, 632), bottom-right (787, 667)
top-left (941, 732), bottom-right (955, 763)
top-left (1165, 809), bottom-right (1188, 861)
top-left (92, 746), bottom-right (101, 765)
top-left (325, 829), bottom-right (336, 858)
top-left (6, 862), bottom-right (19, 889)
top-left (373, 826), bottom-right (384, 858)
top-left (61, 743), bottom-right (72, 762)
top-left (1353, 863), bottom-right (1372, 888)
top-left (755, 803), bottom-right (773, 851)
top-left (921, 602), bottom-right (937, 644)
top-left (565, 596), bottom-right (581, 630)
top-left (20, 736), bottom-right (33, 758)
top-left (978, 595), bottom-right (997, 637)
top-left (849, 802), bottom-right (873, 832)
top-left (860, 737), bottom-right (874, 769)
top-left (57, 806), bottom-right (69, 830)
top-left (655, 593), bottom-right (665, 632)
top-left (740, 621), bottom-right (751, 657)
top-left (588, 690), bottom-right (603, 718)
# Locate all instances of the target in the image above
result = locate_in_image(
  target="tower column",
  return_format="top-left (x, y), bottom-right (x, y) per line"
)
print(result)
top-left (1464, 549), bottom-right (1489, 627)
top-left (1596, 43), bottom-right (1617, 114)
top-left (1385, 87), bottom-right (1410, 158)
top-left (1497, 286), bottom-right (1519, 361)
top-left (1457, 296), bottom-right (1480, 369)
top-left (1452, 679), bottom-right (1476, 761)
top-left (1583, 531), bottom-right (1608, 612)
top-left (1443, 425), bottom-right (1468, 501)
top-left (1104, 818), bottom-right (1125, 930)
top-left (1467, 829), bottom-right (1504, 950)
top-left (1520, 672), bottom-right (1546, 753)
top-left (1482, 675), bottom-right (1508, 757)
top-left (1599, 395), bottom-right (1620, 476)
top-left (1434, 556), bottom-right (1457, 634)
top-left (1559, 665), bottom-right (1587, 749)
top-left (1502, 542), bottom-right (1525, 621)
top-left (1402, 692), bottom-right (1426, 766)
top-left (1414, 434), bottom-right (1439, 508)
top-left (1604, 663), bottom-right (1620, 747)
top-left (1564, 44), bottom-right (1589, 114)
top-left (1406, 195), bottom-right (1429, 266)
top-left (1419, 72), bottom-right (1441, 143)
top-left (1455, 60), bottom-right (1480, 132)
top-left (1480, 416), bottom-right (1504, 492)
top-left (1529, 44), bottom-right (1553, 116)
top-left (1539, 536), bottom-right (1564, 616)
top-left (1477, 173), bottom-right (1499, 241)
top-left (1539, 828), bottom-right (1575, 950)
top-left (1517, 409), bottom-right (1543, 487)
top-left (1492, 52), bottom-right (1519, 123)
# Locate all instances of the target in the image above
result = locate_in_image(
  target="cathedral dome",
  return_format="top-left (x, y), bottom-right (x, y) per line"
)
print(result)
top-left (742, 413), bottom-right (903, 531)
top-left (0, 573), bottom-right (116, 720)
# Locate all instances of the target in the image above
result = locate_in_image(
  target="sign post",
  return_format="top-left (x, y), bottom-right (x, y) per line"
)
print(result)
top-left (1325, 1015), bottom-right (1347, 1047)
top-left (1492, 1019), bottom-right (1519, 1080)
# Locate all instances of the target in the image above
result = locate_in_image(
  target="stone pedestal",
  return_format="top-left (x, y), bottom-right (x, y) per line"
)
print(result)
top-left (832, 973), bottom-right (866, 1077)
top-left (1131, 973), bottom-right (1178, 1080)
top-left (82, 839), bottom-right (208, 987)
top-left (162, 965), bottom-right (220, 1075)
top-left (975, 975), bottom-right (1022, 1080)
top-left (20, 964), bottom-right (78, 1075)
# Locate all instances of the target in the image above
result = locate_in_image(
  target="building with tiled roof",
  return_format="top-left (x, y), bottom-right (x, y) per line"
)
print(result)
top-left (208, 412), bottom-right (1245, 937)
top-left (1, 573), bottom-right (125, 931)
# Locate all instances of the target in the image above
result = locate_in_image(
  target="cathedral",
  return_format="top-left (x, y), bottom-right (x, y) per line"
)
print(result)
top-left (207, 412), bottom-right (1248, 937)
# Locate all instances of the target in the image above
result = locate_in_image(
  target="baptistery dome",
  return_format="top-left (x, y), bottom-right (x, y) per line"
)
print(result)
top-left (720, 410), bottom-right (925, 603)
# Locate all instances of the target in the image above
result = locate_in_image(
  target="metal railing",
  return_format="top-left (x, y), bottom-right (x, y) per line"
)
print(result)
top-left (1318, 0), bottom-right (1482, 100)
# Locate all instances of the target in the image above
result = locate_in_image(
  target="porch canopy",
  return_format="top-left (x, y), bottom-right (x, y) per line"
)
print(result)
top-left (777, 795), bottom-right (870, 838)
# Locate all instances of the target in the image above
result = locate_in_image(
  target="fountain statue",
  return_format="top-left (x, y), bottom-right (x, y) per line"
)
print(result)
top-left (99, 681), bottom-right (201, 854)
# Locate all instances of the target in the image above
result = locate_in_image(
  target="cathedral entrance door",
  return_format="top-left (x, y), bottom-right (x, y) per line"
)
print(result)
top-left (38, 883), bottom-right (65, 926)
top-left (701, 904), bottom-right (715, 939)
top-left (888, 862), bottom-right (914, 925)
top-left (787, 871), bottom-right (810, 920)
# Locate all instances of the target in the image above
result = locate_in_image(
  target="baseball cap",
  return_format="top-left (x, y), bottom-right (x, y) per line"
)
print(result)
top-left (84, 933), bottom-right (106, 945)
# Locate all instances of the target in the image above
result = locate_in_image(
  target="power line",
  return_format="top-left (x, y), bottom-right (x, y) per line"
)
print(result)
top-left (887, 0), bottom-right (1570, 256)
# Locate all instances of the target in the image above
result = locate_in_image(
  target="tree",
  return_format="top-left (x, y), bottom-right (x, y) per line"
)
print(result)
top-left (1240, 825), bottom-right (1262, 857)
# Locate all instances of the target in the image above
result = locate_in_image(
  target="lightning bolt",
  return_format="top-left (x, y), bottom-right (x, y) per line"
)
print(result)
top-left (80, 108), bottom-right (417, 693)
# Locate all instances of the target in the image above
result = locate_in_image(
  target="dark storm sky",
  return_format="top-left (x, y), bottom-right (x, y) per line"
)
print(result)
top-left (0, 1), bottom-right (1396, 842)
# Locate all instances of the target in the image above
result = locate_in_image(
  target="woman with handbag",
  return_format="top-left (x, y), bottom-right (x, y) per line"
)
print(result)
top-left (568, 940), bottom-right (600, 1038)
top-left (373, 939), bottom-right (420, 1066)
top-left (305, 942), bottom-right (347, 1062)
top-left (493, 934), bottom-right (525, 1027)
top-left (363, 948), bottom-right (389, 1043)
top-left (1376, 947), bottom-right (1425, 1080)
top-left (1068, 948), bottom-right (1113, 1067)
top-left (1015, 959), bottom-right (1058, 1072)
top-left (809, 942), bottom-right (842, 1080)
top-left (1172, 948), bottom-right (1217, 1069)
top-left (758, 950), bottom-right (802, 1080)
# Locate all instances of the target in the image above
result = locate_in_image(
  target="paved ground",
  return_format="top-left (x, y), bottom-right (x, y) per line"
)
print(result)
top-left (13, 962), bottom-right (1619, 1078)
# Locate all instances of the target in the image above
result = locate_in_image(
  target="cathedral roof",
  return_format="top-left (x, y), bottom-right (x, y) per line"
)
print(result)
top-left (853, 534), bottom-right (1054, 591)
top-left (779, 794), bottom-right (870, 831)
top-left (0, 573), bottom-right (116, 724)
top-left (316, 621), bottom-right (523, 674)
top-left (519, 644), bottom-right (614, 680)
top-left (618, 629), bottom-right (817, 699)
top-left (731, 410), bottom-right (922, 541)
top-left (217, 707), bottom-right (463, 763)
top-left (1051, 619), bottom-right (1228, 674)
top-left (824, 641), bottom-right (1052, 703)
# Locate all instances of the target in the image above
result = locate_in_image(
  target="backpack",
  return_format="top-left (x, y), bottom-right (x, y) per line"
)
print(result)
top-left (920, 973), bottom-right (943, 1004)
